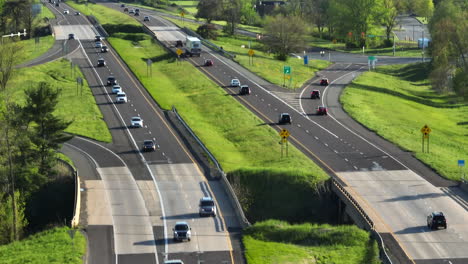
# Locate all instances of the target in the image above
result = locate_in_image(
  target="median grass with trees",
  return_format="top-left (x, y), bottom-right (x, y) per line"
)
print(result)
top-left (341, 63), bottom-right (467, 181)
top-left (69, 2), bottom-right (380, 263)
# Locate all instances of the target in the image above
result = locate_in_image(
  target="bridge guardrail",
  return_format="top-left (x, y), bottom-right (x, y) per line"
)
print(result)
top-left (56, 158), bottom-right (80, 228)
top-left (172, 106), bottom-right (250, 228)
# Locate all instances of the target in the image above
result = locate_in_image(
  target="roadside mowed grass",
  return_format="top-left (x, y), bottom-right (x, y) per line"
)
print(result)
top-left (169, 0), bottom-right (199, 6)
top-left (244, 220), bottom-right (380, 264)
top-left (341, 63), bottom-right (468, 181)
top-left (68, 2), bottom-right (140, 27)
top-left (9, 58), bottom-right (111, 142)
top-left (15, 35), bottom-right (55, 65)
top-left (0, 226), bottom-right (85, 264)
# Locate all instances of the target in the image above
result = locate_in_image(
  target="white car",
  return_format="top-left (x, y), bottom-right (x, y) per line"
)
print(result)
top-left (63, 9), bottom-right (69, 14)
top-left (111, 85), bottom-right (122, 94)
top-left (230, 78), bottom-right (240, 87)
top-left (130, 117), bottom-right (143, 128)
top-left (116, 92), bottom-right (127, 103)
top-left (95, 41), bottom-right (103, 48)
top-left (143, 16), bottom-right (150, 21)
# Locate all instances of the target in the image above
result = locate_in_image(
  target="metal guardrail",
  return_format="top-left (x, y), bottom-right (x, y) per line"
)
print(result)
top-left (56, 158), bottom-right (80, 228)
top-left (172, 106), bottom-right (250, 227)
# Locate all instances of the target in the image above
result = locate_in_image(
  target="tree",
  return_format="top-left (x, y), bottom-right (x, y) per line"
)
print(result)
top-left (1, 0), bottom-right (30, 33)
top-left (223, 0), bottom-right (242, 35)
top-left (196, 0), bottom-right (223, 23)
top-left (381, 0), bottom-right (398, 41)
top-left (0, 42), bottom-right (23, 91)
top-left (262, 15), bottom-right (308, 61)
top-left (0, 191), bottom-right (28, 244)
top-left (415, 0), bottom-right (434, 20)
top-left (22, 82), bottom-right (73, 176)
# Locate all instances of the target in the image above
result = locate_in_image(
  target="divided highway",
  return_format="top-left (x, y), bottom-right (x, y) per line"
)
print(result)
top-left (46, 1), bottom-right (243, 263)
top-left (102, 3), bottom-right (468, 264)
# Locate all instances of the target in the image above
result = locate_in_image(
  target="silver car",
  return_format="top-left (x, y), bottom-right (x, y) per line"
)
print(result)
top-left (173, 222), bottom-right (191, 241)
top-left (199, 197), bottom-right (216, 216)
top-left (130, 116), bottom-right (143, 128)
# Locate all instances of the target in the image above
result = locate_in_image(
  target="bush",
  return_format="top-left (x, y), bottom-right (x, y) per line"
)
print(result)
top-left (112, 33), bottom-right (150, 42)
top-left (103, 24), bottom-right (144, 35)
top-left (196, 23), bottom-right (218, 40)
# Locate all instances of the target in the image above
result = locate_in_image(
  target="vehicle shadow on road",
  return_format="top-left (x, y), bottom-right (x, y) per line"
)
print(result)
top-left (163, 213), bottom-right (200, 220)
top-left (134, 240), bottom-right (156, 246)
top-left (394, 225), bottom-right (428, 234)
top-left (383, 192), bottom-right (445, 202)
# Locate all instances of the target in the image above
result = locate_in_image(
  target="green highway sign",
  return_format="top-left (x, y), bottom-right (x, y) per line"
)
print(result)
top-left (283, 66), bottom-right (291, 74)
top-left (368, 56), bottom-right (376, 61)
top-left (367, 34), bottom-right (375, 38)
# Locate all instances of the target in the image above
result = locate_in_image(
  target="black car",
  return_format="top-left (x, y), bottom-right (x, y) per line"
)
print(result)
top-left (75, 11), bottom-right (80, 16)
top-left (175, 40), bottom-right (183, 47)
top-left (134, 11), bottom-right (140, 16)
top-left (310, 90), bottom-right (320, 99)
top-left (68, 33), bottom-right (75, 40)
top-left (427, 212), bottom-right (447, 230)
top-left (279, 113), bottom-right (291, 124)
top-left (107, 76), bottom-right (117, 86)
top-left (97, 58), bottom-right (106, 67)
top-left (239, 85), bottom-right (251, 95)
top-left (101, 45), bottom-right (108, 53)
top-left (95, 35), bottom-right (102, 42)
top-left (120, 3), bottom-right (125, 7)
top-left (143, 140), bottom-right (156, 152)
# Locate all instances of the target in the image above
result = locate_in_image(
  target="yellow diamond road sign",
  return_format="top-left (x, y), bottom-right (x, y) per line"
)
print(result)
top-left (176, 48), bottom-right (183, 56)
top-left (420, 124), bottom-right (431, 135)
top-left (248, 49), bottom-right (254, 56)
top-left (279, 129), bottom-right (290, 139)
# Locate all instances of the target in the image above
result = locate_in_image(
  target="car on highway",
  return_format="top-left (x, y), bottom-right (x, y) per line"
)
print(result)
top-left (130, 116), bottom-right (143, 128)
top-left (123, 7), bottom-right (128, 12)
top-left (135, 8), bottom-right (140, 13)
top-left (68, 33), bottom-right (75, 40)
top-left (199, 197), bottom-right (216, 217)
top-left (310, 90), bottom-right (320, 99)
top-left (230, 78), bottom-right (240, 87)
top-left (111, 85), bottom-right (122, 94)
top-left (95, 35), bottom-right (102, 42)
top-left (143, 16), bottom-right (150, 21)
top-left (204, 59), bottom-right (213, 66)
top-left (142, 140), bottom-right (156, 152)
top-left (63, 9), bottom-right (69, 14)
top-left (175, 40), bottom-right (183, 47)
top-left (320, 78), bottom-right (329, 86)
top-left (116, 92), bottom-right (127, 103)
top-left (129, 9), bottom-right (135, 14)
top-left (95, 41), bottom-right (103, 48)
top-left (54, 2), bottom-right (59, 6)
top-left (164, 261), bottom-right (183, 264)
top-left (97, 58), bottom-right (106, 67)
top-left (173, 222), bottom-right (191, 242)
top-left (101, 45), bottom-right (108, 53)
top-left (75, 11), bottom-right (80, 16)
top-left (239, 85), bottom-right (251, 95)
top-left (427, 212), bottom-right (447, 230)
top-left (134, 11), bottom-right (140, 16)
top-left (279, 113), bottom-right (291, 124)
top-left (316, 106), bottom-right (328, 115)
top-left (120, 3), bottom-right (125, 7)
top-left (107, 76), bottom-right (117, 86)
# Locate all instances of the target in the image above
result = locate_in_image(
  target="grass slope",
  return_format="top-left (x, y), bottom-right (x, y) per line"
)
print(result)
top-left (9, 59), bottom-right (111, 142)
top-left (244, 220), bottom-right (380, 264)
top-left (341, 63), bottom-right (468, 181)
top-left (0, 226), bottom-right (85, 264)
top-left (15, 35), bottom-right (55, 65)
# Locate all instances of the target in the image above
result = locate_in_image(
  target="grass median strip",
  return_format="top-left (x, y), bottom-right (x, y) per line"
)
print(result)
top-left (0, 226), bottom-right (85, 264)
top-left (341, 63), bottom-right (468, 181)
top-left (10, 58), bottom-right (111, 142)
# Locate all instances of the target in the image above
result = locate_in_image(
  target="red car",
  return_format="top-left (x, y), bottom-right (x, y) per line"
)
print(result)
top-left (204, 59), bottom-right (213, 66)
top-left (316, 106), bottom-right (328, 115)
top-left (320, 78), bottom-right (329, 86)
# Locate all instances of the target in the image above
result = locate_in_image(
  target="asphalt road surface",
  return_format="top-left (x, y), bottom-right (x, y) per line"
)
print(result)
top-left (104, 3), bottom-right (468, 263)
top-left (47, 1), bottom-right (243, 263)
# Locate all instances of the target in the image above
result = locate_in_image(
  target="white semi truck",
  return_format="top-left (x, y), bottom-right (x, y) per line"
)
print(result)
top-left (185, 36), bottom-right (201, 57)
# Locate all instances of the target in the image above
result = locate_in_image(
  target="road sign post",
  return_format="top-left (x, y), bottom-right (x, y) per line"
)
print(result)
top-left (279, 129), bottom-right (290, 158)
top-left (283, 66), bottom-right (291, 87)
top-left (420, 124), bottom-right (431, 153)
top-left (248, 49), bottom-right (254, 65)
top-left (459, 160), bottom-right (466, 182)
top-left (146, 59), bottom-right (152, 77)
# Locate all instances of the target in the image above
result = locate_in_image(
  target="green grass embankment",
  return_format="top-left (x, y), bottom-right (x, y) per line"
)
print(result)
top-left (341, 63), bottom-right (468, 181)
top-left (15, 35), bottom-right (55, 65)
top-left (0, 226), bottom-right (85, 264)
top-left (10, 58), bottom-right (111, 142)
top-left (244, 220), bottom-right (380, 264)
